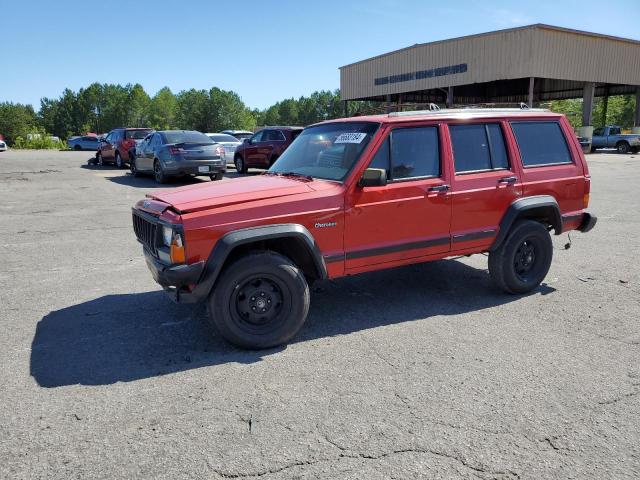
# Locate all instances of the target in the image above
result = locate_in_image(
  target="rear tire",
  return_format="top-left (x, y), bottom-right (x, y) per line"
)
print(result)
top-left (616, 141), bottom-right (630, 154)
top-left (208, 251), bottom-right (310, 349)
top-left (210, 172), bottom-right (224, 181)
top-left (234, 155), bottom-right (247, 174)
top-left (154, 160), bottom-right (168, 184)
top-left (488, 220), bottom-right (553, 294)
top-left (96, 152), bottom-right (103, 166)
top-left (74, 144), bottom-right (82, 151)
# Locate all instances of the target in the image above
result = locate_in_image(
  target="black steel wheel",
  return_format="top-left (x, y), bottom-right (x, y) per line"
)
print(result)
top-left (616, 141), bottom-right (630, 154)
top-left (489, 220), bottom-right (553, 294)
top-left (208, 251), bottom-right (310, 349)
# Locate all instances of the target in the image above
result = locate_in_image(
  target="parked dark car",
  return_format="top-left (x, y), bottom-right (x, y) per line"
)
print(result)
top-left (233, 126), bottom-right (303, 173)
top-left (131, 130), bottom-right (226, 183)
top-left (96, 128), bottom-right (153, 168)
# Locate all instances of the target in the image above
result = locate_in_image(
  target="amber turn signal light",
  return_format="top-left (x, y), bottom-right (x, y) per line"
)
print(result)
top-left (583, 193), bottom-right (590, 208)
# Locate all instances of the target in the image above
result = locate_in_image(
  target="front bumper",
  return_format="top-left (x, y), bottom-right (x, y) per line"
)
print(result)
top-left (578, 212), bottom-right (597, 233)
top-left (144, 248), bottom-right (205, 303)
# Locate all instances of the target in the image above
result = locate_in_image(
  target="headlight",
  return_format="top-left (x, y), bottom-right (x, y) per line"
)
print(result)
top-left (162, 226), bottom-right (173, 246)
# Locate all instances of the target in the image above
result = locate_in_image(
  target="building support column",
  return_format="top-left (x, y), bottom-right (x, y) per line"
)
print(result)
top-left (633, 87), bottom-right (640, 134)
top-left (386, 94), bottom-right (391, 114)
top-left (447, 86), bottom-right (454, 108)
top-left (343, 100), bottom-right (348, 118)
top-left (527, 77), bottom-right (535, 107)
top-left (601, 86), bottom-right (609, 126)
top-left (579, 82), bottom-right (596, 142)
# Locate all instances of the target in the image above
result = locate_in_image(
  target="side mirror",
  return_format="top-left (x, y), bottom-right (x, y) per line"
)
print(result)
top-left (358, 168), bottom-right (387, 187)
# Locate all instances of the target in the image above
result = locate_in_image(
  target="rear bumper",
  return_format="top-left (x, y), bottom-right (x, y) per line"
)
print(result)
top-left (144, 248), bottom-right (205, 303)
top-left (165, 160), bottom-right (225, 176)
top-left (578, 212), bottom-right (597, 233)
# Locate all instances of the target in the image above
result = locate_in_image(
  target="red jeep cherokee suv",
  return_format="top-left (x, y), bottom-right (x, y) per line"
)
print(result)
top-left (233, 126), bottom-right (303, 173)
top-left (132, 108), bottom-right (596, 349)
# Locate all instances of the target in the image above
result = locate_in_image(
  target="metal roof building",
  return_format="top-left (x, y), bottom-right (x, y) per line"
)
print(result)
top-left (339, 24), bottom-right (640, 131)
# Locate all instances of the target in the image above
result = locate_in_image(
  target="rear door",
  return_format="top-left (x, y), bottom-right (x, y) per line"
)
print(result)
top-left (101, 131), bottom-right (116, 161)
top-left (344, 123), bottom-right (452, 272)
top-left (510, 118), bottom-right (585, 219)
top-left (448, 121), bottom-right (523, 251)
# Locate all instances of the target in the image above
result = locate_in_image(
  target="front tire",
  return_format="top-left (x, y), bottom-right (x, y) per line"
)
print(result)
top-left (115, 151), bottom-right (124, 168)
top-left (616, 141), bottom-right (630, 154)
top-left (130, 157), bottom-right (139, 176)
top-left (96, 152), bottom-right (103, 166)
top-left (154, 160), bottom-right (168, 184)
top-left (488, 220), bottom-right (553, 294)
top-left (208, 252), bottom-right (310, 349)
top-left (74, 144), bottom-right (82, 151)
top-left (234, 155), bottom-right (247, 174)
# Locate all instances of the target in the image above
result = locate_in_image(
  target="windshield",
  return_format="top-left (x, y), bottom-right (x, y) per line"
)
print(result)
top-left (126, 129), bottom-right (152, 140)
top-left (163, 131), bottom-right (214, 144)
top-left (207, 134), bottom-right (239, 143)
top-left (269, 122), bottom-right (379, 181)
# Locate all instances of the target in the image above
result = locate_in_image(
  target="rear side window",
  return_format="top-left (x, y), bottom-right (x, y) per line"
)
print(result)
top-left (511, 122), bottom-right (573, 167)
top-left (368, 127), bottom-right (440, 180)
top-left (450, 123), bottom-right (509, 173)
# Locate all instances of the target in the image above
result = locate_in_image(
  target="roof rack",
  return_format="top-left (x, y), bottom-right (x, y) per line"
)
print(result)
top-left (388, 103), bottom-right (548, 117)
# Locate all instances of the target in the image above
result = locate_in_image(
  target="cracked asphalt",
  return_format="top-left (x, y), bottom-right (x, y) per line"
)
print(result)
top-left (1, 149), bottom-right (639, 479)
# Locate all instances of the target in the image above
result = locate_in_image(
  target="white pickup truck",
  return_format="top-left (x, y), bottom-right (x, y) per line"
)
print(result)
top-left (591, 126), bottom-right (640, 154)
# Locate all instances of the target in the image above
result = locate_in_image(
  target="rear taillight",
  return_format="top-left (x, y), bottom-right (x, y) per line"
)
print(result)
top-left (215, 145), bottom-right (225, 157)
top-left (583, 175), bottom-right (591, 208)
top-left (169, 146), bottom-right (181, 155)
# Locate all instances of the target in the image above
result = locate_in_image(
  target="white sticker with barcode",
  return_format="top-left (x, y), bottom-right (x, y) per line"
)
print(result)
top-left (334, 132), bottom-right (367, 144)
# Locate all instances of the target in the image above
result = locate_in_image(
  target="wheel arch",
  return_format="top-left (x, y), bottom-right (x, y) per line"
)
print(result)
top-left (490, 195), bottom-right (562, 252)
top-left (191, 224), bottom-right (327, 301)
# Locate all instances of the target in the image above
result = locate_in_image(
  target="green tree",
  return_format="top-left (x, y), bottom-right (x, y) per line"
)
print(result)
top-left (175, 89), bottom-right (210, 131)
top-left (0, 102), bottom-right (38, 145)
top-left (128, 84), bottom-right (151, 127)
top-left (149, 87), bottom-right (177, 130)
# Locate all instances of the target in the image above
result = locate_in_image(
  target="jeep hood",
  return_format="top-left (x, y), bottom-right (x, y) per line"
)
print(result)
top-left (148, 175), bottom-right (318, 213)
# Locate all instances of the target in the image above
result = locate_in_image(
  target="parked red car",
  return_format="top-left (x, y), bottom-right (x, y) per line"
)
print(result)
top-left (233, 126), bottom-right (303, 173)
top-left (132, 108), bottom-right (596, 349)
top-left (96, 128), bottom-right (153, 168)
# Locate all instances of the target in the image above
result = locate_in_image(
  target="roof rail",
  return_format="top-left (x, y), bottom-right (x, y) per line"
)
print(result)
top-left (388, 104), bottom-right (549, 117)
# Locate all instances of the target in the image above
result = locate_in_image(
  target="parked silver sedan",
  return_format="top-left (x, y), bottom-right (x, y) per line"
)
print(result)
top-left (205, 133), bottom-right (242, 167)
top-left (68, 135), bottom-right (100, 151)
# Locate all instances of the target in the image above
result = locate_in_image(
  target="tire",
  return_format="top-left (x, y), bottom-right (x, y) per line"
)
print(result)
top-left (269, 155), bottom-right (278, 167)
top-left (210, 172), bottom-right (224, 181)
top-left (488, 220), bottom-right (553, 294)
top-left (590, 146), bottom-right (597, 153)
top-left (631, 147), bottom-right (639, 154)
top-left (130, 157), bottom-right (139, 177)
top-left (234, 155), bottom-right (247, 174)
top-left (115, 151), bottom-right (124, 168)
top-left (96, 152), bottom-right (103, 166)
top-left (74, 144), bottom-right (82, 151)
top-left (154, 160), bottom-right (168, 184)
top-left (208, 251), bottom-right (310, 349)
top-left (616, 141), bottom-right (630, 154)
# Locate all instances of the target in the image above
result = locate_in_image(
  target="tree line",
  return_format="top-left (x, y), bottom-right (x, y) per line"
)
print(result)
top-left (0, 82), bottom-right (636, 146)
top-left (0, 83), bottom-right (373, 146)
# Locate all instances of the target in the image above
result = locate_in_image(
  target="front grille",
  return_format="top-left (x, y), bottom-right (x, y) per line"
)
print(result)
top-left (132, 210), bottom-right (158, 255)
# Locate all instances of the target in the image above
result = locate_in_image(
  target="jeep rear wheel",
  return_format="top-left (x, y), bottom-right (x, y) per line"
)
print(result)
top-left (488, 220), bottom-right (553, 294)
top-left (208, 252), bottom-right (310, 349)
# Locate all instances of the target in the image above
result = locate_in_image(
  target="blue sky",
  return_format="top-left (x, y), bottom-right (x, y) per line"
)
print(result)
top-left (1, 0), bottom-right (638, 110)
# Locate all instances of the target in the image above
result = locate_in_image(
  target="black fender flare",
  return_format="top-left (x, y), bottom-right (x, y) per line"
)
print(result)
top-left (189, 224), bottom-right (326, 301)
top-left (490, 195), bottom-right (562, 252)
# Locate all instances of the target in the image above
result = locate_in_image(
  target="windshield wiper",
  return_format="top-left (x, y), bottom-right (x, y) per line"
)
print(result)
top-left (264, 171), bottom-right (313, 181)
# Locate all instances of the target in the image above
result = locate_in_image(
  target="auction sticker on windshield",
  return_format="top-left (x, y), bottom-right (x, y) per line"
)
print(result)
top-left (334, 132), bottom-right (367, 144)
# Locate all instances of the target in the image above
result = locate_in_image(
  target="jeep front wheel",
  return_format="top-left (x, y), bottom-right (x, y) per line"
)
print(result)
top-left (208, 252), bottom-right (310, 349)
top-left (488, 220), bottom-right (553, 294)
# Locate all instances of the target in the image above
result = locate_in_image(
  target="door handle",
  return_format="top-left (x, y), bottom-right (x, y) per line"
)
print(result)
top-left (428, 184), bottom-right (450, 192)
top-left (498, 176), bottom-right (517, 184)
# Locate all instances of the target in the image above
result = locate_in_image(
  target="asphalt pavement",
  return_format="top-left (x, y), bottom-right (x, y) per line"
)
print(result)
top-left (1, 149), bottom-right (638, 479)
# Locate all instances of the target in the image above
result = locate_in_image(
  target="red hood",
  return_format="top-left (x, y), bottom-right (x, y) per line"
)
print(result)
top-left (148, 175), bottom-right (318, 213)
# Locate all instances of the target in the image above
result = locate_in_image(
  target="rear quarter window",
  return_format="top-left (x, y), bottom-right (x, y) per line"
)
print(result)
top-left (511, 121), bottom-right (573, 167)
